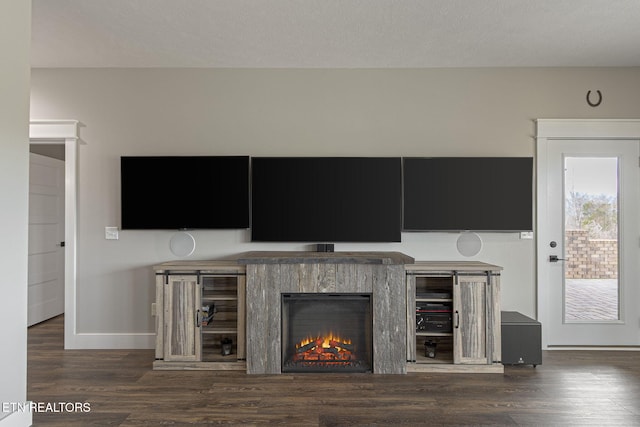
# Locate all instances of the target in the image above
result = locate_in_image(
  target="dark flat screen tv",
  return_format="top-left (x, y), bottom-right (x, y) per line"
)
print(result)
top-left (121, 156), bottom-right (250, 230)
top-left (403, 157), bottom-right (533, 231)
top-left (251, 157), bottom-right (402, 242)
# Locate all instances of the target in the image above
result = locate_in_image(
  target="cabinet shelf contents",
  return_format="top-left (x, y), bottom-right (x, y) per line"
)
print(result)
top-left (200, 276), bottom-right (241, 361)
top-left (201, 319), bottom-right (237, 335)
top-left (416, 331), bottom-right (453, 337)
top-left (416, 337), bottom-right (453, 364)
top-left (202, 294), bottom-right (237, 301)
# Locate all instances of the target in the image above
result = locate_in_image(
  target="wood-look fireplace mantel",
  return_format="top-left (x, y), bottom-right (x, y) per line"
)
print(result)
top-left (238, 251), bottom-right (414, 374)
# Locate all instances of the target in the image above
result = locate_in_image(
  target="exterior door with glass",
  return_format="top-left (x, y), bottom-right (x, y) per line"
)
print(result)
top-left (543, 139), bottom-right (640, 346)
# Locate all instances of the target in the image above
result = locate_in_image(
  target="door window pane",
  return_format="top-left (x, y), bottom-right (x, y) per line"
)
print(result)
top-left (564, 157), bottom-right (619, 321)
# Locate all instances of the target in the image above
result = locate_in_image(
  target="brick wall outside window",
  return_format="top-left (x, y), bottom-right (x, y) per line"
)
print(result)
top-left (565, 230), bottom-right (618, 279)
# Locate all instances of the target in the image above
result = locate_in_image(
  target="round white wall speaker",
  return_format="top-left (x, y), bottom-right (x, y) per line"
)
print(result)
top-left (456, 232), bottom-right (482, 257)
top-left (169, 232), bottom-right (196, 257)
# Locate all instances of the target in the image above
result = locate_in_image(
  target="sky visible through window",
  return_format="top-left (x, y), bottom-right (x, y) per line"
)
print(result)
top-left (565, 157), bottom-right (618, 197)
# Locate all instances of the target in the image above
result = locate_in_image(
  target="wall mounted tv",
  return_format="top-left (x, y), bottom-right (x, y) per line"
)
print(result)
top-left (120, 156), bottom-right (250, 230)
top-left (403, 157), bottom-right (533, 232)
top-left (251, 157), bottom-right (402, 242)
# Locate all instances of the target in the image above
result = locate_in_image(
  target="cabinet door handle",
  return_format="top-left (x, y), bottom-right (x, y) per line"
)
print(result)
top-left (196, 309), bottom-right (201, 328)
top-left (455, 310), bottom-right (460, 329)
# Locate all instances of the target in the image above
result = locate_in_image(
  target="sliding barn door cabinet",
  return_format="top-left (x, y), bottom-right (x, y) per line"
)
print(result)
top-left (406, 262), bottom-right (503, 373)
top-left (153, 261), bottom-right (246, 370)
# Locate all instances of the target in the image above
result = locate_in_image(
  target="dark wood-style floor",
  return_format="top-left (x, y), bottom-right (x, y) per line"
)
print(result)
top-left (28, 315), bottom-right (640, 426)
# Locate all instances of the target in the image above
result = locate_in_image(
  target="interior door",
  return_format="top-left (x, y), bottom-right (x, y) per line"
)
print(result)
top-left (28, 153), bottom-right (65, 326)
top-left (544, 139), bottom-right (640, 346)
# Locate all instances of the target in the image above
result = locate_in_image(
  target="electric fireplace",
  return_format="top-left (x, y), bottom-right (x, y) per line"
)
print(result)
top-left (241, 252), bottom-right (411, 374)
top-left (281, 293), bottom-right (373, 373)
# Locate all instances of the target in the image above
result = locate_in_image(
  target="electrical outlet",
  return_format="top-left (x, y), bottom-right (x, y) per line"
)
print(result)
top-left (105, 226), bottom-right (119, 240)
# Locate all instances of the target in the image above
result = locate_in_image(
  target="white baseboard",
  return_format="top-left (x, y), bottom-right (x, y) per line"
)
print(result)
top-left (64, 332), bottom-right (155, 350)
top-left (0, 405), bottom-right (33, 427)
top-left (546, 346), bottom-right (640, 351)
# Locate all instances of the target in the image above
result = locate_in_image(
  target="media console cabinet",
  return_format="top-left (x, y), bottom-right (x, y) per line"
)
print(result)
top-left (406, 261), bottom-right (503, 373)
top-left (153, 260), bottom-right (247, 370)
top-left (153, 252), bottom-right (503, 374)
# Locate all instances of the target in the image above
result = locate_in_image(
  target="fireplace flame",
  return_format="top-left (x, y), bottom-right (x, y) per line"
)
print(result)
top-left (292, 332), bottom-right (356, 364)
top-left (297, 332), bottom-right (352, 350)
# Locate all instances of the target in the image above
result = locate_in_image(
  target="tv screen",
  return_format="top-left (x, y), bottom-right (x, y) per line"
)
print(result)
top-left (251, 157), bottom-right (402, 242)
top-left (403, 157), bottom-right (533, 231)
top-left (121, 156), bottom-right (250, 229)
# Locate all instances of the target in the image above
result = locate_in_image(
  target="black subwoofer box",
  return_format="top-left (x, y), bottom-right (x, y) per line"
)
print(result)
top-left (501, 311), bottom-right (542, 367)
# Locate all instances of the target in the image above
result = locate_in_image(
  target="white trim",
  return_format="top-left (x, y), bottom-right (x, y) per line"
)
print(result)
top-left (29, 120), bottom-right (152, 349)
top-left (0, 406), bottom-right (32, 427)
top-left (535, 119), bottom-right (640, 349)
top-left (29, 120), bottom-right (81, 350)
top-left (547, 347), bottom-right (640, 351)
top-left (29, 120), bottom-right (79, 140)
top-left (535, 133), bottom-right (549, 348)
top-left (63, 139), bottom-right (78, 349)
top-left (536, 119), bottom-right (640, 139)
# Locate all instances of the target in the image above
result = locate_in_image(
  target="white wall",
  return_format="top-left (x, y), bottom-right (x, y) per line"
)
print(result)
top-left (30, 67), bottom-right (640, 346)
top-left (0, 0), bottom-right (31, 425)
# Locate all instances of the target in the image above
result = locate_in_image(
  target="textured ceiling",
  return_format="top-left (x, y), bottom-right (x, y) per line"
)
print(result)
top-left (31, 0), bottom-right (640, 68)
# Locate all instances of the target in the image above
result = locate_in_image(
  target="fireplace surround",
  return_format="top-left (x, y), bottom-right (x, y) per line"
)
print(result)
top-left (239, 251), bottom-right (413, 374)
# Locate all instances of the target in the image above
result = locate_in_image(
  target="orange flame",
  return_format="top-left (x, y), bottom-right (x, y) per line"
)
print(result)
top-left (296, 331), bottom-right (352, 349)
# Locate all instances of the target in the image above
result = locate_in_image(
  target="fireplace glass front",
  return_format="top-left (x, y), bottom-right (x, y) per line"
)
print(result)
top-left (281, 293), bottom-right (373, 373)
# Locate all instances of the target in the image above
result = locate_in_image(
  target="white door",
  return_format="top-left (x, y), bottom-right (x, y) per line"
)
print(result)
top-left (543, 139), bottom-right (640, 346)
top-left (28, 153), bottom-right (65, 326)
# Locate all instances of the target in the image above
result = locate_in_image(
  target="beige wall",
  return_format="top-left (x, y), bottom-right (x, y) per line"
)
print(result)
top-left (0, 0), bottom-right (30, 419)
top-left (30, 67), bottom-right (640, 344)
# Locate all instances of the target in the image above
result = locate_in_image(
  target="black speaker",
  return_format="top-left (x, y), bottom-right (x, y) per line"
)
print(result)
top-left (501, 311), bottom-right (542, 367)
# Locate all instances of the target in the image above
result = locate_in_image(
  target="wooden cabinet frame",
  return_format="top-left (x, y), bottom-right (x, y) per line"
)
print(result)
top-left (153, 261), bottom-right (246, 370)
top-left (153, 258), bottom-right (501, 373)
top-left (406, 262), bottom-right (503, 373)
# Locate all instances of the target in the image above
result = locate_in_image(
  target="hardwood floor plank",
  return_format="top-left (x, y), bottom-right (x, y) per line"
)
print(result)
top-left (27, 315), bottom-right (640, 426)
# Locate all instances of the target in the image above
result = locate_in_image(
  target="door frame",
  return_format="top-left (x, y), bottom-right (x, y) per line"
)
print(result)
top-left (29, 120), bottom-right (79, 349)
top-left (536, 119), bottom-right (640, 349)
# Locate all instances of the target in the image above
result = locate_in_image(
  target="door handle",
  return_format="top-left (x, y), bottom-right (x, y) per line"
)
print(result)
top-left (549, 255), bottom-right (566, 262)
